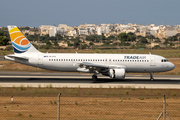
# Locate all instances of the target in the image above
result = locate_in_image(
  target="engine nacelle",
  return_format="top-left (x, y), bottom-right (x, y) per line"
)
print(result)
top-left (109, 68), bottom-right (125, 79)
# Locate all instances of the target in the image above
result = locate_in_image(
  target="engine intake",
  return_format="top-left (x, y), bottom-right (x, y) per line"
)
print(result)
top-left (109, 68), bottom-right (125, 79)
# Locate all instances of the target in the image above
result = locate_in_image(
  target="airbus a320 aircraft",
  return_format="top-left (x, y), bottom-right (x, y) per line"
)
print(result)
top-left (5, 26), bottom-right (175, 82)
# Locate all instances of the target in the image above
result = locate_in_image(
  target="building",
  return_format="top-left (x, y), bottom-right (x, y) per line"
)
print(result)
top-left (39, 25), bottom-right (55, 36)
top-left (49, 26), bottom-right (57, 37)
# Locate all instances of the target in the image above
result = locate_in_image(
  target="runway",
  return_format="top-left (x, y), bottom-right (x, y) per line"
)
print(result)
top-left (0, 56), bottom-right (5, 61)
top-left (0, 71), bottom-right (180, 89)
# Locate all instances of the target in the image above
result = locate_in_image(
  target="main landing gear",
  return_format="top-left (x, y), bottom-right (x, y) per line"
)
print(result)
top-left (150, 72), bottom-right (154, 81)
top-left (92, 72), bottom-right (98, 82)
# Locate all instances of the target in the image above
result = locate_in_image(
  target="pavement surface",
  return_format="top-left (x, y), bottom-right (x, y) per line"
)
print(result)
top-left (0, 56), bottom-right (5, 61)
top-left (0, 71), bottom-right (180, 89)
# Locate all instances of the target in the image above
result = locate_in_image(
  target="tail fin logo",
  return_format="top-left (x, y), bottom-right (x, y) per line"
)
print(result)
top-left (8, 26), bottom-right (31, 53)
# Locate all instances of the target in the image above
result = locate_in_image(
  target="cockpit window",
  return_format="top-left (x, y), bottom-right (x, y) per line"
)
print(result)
top-left (161, 59), bottom-right (169, 62)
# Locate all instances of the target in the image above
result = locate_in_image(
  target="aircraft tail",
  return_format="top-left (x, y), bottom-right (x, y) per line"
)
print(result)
top-left (7, 25), bottom-right (40, 54)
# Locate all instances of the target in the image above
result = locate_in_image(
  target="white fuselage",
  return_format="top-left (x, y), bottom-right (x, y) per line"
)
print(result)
top-left (6, 53), bottom-right (175, 73)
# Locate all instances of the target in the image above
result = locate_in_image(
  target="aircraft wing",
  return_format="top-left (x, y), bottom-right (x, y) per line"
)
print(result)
top-left (77, 62), bottom-right (126, 73)
top-left (82, 62), bottom-right (109, 68)
top-left (82, 62), bottom-right (126, 69)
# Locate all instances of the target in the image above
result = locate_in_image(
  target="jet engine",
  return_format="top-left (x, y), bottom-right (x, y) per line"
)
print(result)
top-left (109, 68), bottom-right (125, 79)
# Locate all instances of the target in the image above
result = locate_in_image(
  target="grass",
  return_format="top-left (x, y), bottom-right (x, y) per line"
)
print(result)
top-left (17, 113), bottom-right (22, 116)
top-left (125, 90), bottom-right (129, 95)
top-left (1, 96), bottom-right (180, 120)
top-left (19, 85), bottom-right (24, 90)
top-left (139, 97), bottom-right (144, 100)
top-left (0, 87), bottom-right (180, 99)
top-left (38, 84), bottom-right (41, 88)
top-left (172, 93), bottom-right (176, 97)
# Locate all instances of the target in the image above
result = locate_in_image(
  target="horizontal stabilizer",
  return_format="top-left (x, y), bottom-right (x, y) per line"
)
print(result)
top-left (5, 54), bottom-right (29, 62)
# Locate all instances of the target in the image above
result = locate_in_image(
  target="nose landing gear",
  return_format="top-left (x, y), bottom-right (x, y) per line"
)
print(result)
top-left (150, 72), bottom-right (154, 81)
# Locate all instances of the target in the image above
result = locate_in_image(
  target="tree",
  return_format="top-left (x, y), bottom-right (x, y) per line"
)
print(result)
top-left (140, 37), bottom-right (148, 43)
top-left (107, 36), bottom-right (115, 40)
top-left (118, 33), bottom-right (130, 42)
top-left (102, 33), bottom-right (106, 41)
top-left (74, 38), bottom-right (81, 48)
top-left (54, 41), bottom-right (59, 46)
top-left (0, 36), bottom-right (9, 46)
top-left (81, 44), bottom-right (88, 49)
top-left (0, 31), bottom-right (9, 46)
top-left (146, 35), bottom-right (155, 39)
top-left (89, 42), bottom-right (94, 46)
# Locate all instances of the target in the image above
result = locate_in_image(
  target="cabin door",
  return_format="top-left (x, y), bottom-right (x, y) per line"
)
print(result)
top-left (150, 56), bottom-right (156, 66)
top-left (38, 55), bottom-right (43, 65)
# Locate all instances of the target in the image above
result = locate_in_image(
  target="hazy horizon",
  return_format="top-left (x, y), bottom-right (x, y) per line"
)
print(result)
top-left (0, 0), bottom-right (180, 27)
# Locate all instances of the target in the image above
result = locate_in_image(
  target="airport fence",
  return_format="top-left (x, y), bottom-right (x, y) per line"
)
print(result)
top-left (0, 94), bottom-right (180, 120)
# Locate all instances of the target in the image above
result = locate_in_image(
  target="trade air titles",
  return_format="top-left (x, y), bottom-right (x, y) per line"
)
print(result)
top-left (124, 56), bottom-right (146, 59)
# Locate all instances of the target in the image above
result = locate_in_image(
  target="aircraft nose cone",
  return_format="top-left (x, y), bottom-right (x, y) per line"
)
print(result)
top-left (169, 62), bottom-right (175, 70)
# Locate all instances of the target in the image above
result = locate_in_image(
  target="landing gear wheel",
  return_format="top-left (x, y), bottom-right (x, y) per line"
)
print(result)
top-left (150, 78), bottom-right (154, 81)
top-left (92, 75), bottom-right (98, 82)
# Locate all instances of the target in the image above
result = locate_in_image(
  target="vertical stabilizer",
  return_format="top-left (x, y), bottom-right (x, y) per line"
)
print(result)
top-left (7, 25), bottom-right (40, 54)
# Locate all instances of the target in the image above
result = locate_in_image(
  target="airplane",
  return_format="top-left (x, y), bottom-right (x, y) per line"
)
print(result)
top-left (4, 25), bottom-right (175, 82)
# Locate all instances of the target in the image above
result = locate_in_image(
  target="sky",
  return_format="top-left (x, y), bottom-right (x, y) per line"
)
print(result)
top-left (0, 0), bottom-right (180, 27)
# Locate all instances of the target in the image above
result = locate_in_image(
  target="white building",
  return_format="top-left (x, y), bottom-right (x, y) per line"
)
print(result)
top-left (49, 26), bottom-right (57, 37)
top-left (96, 25), bottom-right (110, 35)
